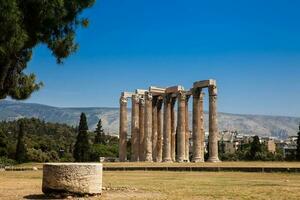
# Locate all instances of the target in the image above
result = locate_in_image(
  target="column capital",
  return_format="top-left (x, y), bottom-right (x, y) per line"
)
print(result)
top-left (120, 96), bottom-right (128, 105)
top-left (145, 91), bottom-right (153, 101)
top-left (209, 85), bottom-right (218, 96)
top-left (178, 91), bottom-right (186, 101)
top-left (192, 87), bottom-right (202, 97)
top-left (132, 94), bottom-right (140, 103)
top-left (163, 93), bottom-right (172, 104)
top-left (139, 97), bottom-right (145, 106)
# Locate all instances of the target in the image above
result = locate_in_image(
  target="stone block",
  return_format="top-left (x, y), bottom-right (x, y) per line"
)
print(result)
top-left (165, 85), bottom-right (184, 93)
top-left (193, 79), bottom-right (216, 88)
top-left (42, 163), bottom-right (102, 195)
top-left (121, 92), bottom-right (134, 98)
top-left (149, 86), bottom-right (166, 96)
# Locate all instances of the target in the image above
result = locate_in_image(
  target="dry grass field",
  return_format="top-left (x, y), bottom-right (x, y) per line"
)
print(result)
top-left (1, 170), bottom-right (300, 200)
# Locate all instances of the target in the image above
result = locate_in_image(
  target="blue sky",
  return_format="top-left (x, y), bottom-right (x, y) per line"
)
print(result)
top-left (24, 0), bottom-right (300, 117)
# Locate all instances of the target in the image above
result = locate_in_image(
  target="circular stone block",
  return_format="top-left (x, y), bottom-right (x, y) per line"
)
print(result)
top-left (42, 163), bottom-right (102, 195)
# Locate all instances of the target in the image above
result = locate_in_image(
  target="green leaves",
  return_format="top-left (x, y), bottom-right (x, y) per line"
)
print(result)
top-left (0, 0), bottom-right (95, 100)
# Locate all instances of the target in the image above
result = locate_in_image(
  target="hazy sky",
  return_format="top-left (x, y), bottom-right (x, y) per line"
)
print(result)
top-left (23, 0), bottom-right (300, 117)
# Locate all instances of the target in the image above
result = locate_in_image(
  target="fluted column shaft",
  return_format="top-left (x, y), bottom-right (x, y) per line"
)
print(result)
top-left (208, 85), bottom-right (220, 162)
top-left (119, 96), bottom-right (128, 162)
top-left (192, 89), bottom-right (205, 162)
top-left (163, 94), bottom-right (172, 162)
top-left (131, 94), bottom-right (139, 161)
top-left (139, 97), bottom-right (145, 161)
top-left (185, 95), bottom-right (190, 162)
top-left (177, 92), bottom-right (186, 162)
top-left (144, 92), bottom-right (153, 162)
top-left (156, 97), bottom-right (163, 162)
top-left (171, 97), bottom-right (176, 162)
top-left (152, 96), bottom-right (158, 162)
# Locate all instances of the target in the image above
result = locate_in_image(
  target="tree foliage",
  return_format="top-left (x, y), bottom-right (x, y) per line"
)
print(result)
top-left (94, 118), bottom-right (105, 144)
top-left (0, 118), bottom-right (77, 163)
top-left (0, 0), bottom-right (95, 99)
top-left (249, 135), bottom-right (262, 159)
top-left (0, 129), bottom-right (8, 157)
top-left (15, 120), bottom-right (26, 163)
top-left (73, 113), bottom-right (90, 162)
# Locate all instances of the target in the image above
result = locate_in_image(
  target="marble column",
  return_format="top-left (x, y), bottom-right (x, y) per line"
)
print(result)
top-left (171, 97), bottom-right (176, 162)
top-left (131, 94), bottom-right (139, 161)
top-left (163, 94), bottom-right (172, 162)
top-left (176, 91), bottom-right (186, 162)
top-left (207, 85), bottom-right (220, 162)
top-left (119, 95), bottom-right (128, 162)
top-left (152, 96), bottom-right (158, 162)
top-left (144, 92), bottom-right (153, 162)
top-left (156, 96), bottom-right (163, 162)
top-left (192, 89), bottom-right (205, 162)
top-left (138, 97), bottom-right (145, 161)
top-left (185, 94), bottom-right (191, 162)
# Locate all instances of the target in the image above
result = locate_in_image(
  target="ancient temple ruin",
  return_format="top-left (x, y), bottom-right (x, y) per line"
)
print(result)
top-left (119, 79), bottom-right (220, 162)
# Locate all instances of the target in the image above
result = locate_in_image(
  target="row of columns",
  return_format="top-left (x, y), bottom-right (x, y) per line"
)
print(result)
top-left (119, 80), bottom-right (220, 162)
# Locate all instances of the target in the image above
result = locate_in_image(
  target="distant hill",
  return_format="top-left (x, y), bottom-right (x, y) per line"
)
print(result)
top-left (0, 100), bottom-right (299, 138)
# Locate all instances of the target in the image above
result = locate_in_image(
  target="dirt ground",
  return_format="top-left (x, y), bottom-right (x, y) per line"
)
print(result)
top-left (1, 170), bottom-right (300, 200)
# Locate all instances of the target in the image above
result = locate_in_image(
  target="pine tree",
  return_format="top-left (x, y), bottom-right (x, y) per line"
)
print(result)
top-left (0, 130), bottom-right (8, 157)
top-left (94, 119), bottom-right (105, 144)
top-left (73, 113), bottom-right (90, 162)
top-left (0, 1), bottom-right (95, 100)
top-left (296, 123), bottom-right (300, 161)
top-left (15, 121), bottom-right (27, 163)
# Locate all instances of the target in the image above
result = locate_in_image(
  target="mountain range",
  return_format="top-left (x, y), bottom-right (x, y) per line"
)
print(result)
top-left (0, 100), bottom-right (299, 139)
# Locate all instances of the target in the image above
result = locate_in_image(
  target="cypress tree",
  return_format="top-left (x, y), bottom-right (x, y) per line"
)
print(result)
top-left (15, 121), bottom-right (27, 163)
top-left (0, 130), bottom-right (8, 157)
top-left (94, 119), bottom-right (105, 144)
top-left (73, 113), bottom-right (90, 162)
top-left (249, 135), bottom-right (261, 159)
top-left (296, 123), bottom-right (300, 161)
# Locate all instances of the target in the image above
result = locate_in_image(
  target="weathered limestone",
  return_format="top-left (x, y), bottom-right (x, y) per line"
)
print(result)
top-left (131, 94), bottom-right (139, 161)
top-left (193, 79), bottom-right (216, 89)
top-left (163, 94), bottom-right (172, 162)
top-left (192, 89), bottom-right (204, 162)
top-left (185, 93), bottom-right (191, 162)
top-left (156, 96), bottom-right (163, 162)
top-left (176, 91), bottom-right (186, 162)
top-left (42, 163), bottom-right (102, 195)
top-left (119, 95), bottom-right (128, 162)
top-left (139, 97), bottom-right (145, 161)
top-left (119, 80), bottom-right (220, 163)
top-left (171, 97), bottom-right (176, 162)
top-left (144, 92), bottom-right (153, 162)
top-left (152, 96), bottom-right (158, 161)
top-left (207, 84), bottom-right (220, 162)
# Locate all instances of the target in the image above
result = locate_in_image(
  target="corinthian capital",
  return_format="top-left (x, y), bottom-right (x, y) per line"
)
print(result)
top-left (132, 94), bottom-right (140, 103)
top-left (178, 91), bottom-right (186, 101)
top-left (145, 91), bottom-right (153, 101)
top-left (209, 85), bottom-right (218, 96)
top-left (120, 96), bottom-right (128, 105)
